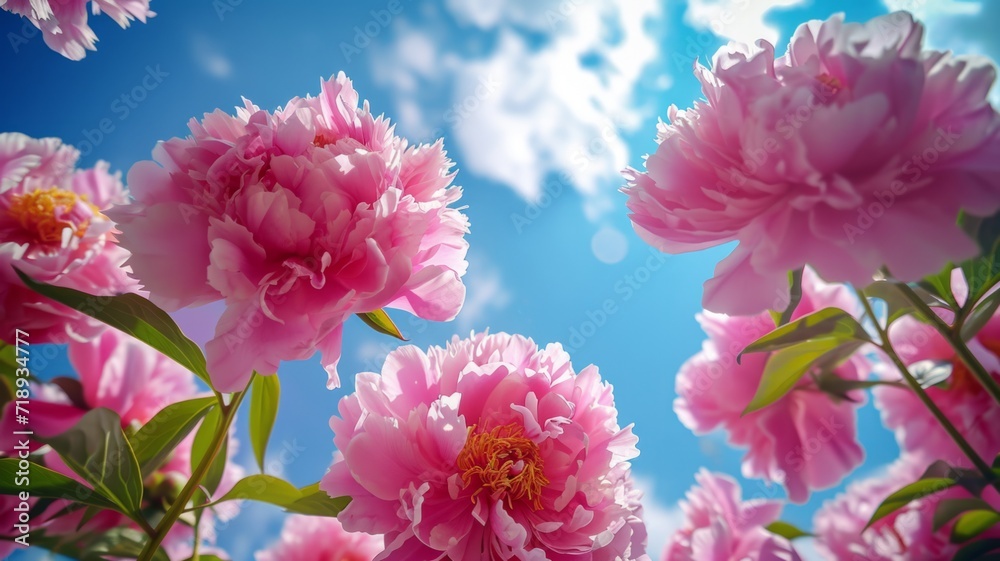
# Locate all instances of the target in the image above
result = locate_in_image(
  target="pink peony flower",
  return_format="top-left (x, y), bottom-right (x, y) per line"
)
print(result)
top-left (255, 514), bottom-right (383, 561)
top-left (1, 0), bottom-right (154, 60)
top-left (872, 270), bottom-right (1000, 465)
top-left (674, 268), bottom-right (868, 503)
top-left (624, 12), bottom-right (1000, 315)
top-left (664, 470), bottom-right (801, 561)
top-left (0, 133), bottom-right (139, 344)
top-left (320, 332), bottom-right (648, 561)
top-left (814, 454), bottom-right (1000, 560)
top-left (0, 329), bottom-right (241, 557)
top-left (112, 72), bottom-right (470, 392)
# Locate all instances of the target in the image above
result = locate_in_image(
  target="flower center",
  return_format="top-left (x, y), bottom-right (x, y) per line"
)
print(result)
top-left (456, 423), bottom-right (549, 510)
top-left (816, 73), bottom-right (843, 97)
top-left (8, 187), bottom-right (100, 244)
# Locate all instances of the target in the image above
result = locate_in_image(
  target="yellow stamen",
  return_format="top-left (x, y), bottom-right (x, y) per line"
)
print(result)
top-left (456, 423), bottom-right (549, 510)
top-left (7, 187), bottom-right (99, 244)
top-left (817, 73), bottom-right (843, 96)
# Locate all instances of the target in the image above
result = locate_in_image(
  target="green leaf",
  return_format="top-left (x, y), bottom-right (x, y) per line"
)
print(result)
top-left (743, 339), bottom-right (864, 414)
top-left (80, 527), bottom-right (170, 561)
top-left (182, 556), bottom-right (228, 561)
top-left (190, 476), bottom-right (349, 518)
top-left (249, 374), bottom-right (280, 473)
top-left (813, 373), bottom-right (895, 401)
top-left (193, 474), bottom-right (300, 510)
top-left (0, 458), bottom-right (119, 512)
top-left (191, 406), bottom-right (228, 500)
top-left (764, 520), bottom-right (812, 540)
top-left (962, 210), bottom-right (1000, 304)
top-left (866, 477), bottom-right (957, 528)
top-left (962, 288), bottom-right (1000, 341)
top-left (41, 408), bottom-right (144, 516)
top-left (286, 483), bottom-right (350, 517)
top-left (131, 397), bottom-right (216, 478)
top-left (14, 268), bottom-right (211, 386)
top-left (863, 280), bottom-right (938, 325)
top-left (952, 509), bottom-right (1000, 543)
top-left (919, 264), bottom-right (958, 308)
top-left (775, 269), bottom-right (804, 326)
top-left (357, 309), bottom-right (406, 341)
top-left (954, 538), bottom-right (1000, 561)
top-left (933, 497), bottom-right (995, 531)
top-left (739, 307), bottom-right (870, 360)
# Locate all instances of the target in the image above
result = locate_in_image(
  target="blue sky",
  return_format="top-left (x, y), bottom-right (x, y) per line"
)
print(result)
top-left (2, 0), bottom-right (998, 559)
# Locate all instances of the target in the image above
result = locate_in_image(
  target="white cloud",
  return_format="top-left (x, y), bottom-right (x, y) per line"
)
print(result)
top-left (370, 1), bottom-right (664, 220)
top-left (684, 0), bottom-right (806, 46)
top-left (455, 253), bottom-right (511, 331)
top-left (191, 35), bottom-right (233, 79)
top-left (632, 475), bottom-right (685, 557)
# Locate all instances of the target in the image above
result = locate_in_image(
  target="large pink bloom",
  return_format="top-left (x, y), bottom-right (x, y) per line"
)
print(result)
top-left (814, 454), bottom-right (1000, 560)
top-left (674, 268), bottom-right (868, 503)
top-left (321, 332), bottom-right (648, 561)
top-left (872, 270), bottom-right (1000, 465)
top-left (112, 73), bottom-right (470, 392)
top-left (624, 12), bottom-right (1000, 315)
top-left (0, 133), bottom-right (138, 344)
top-left (255, 514), bottom-right (383, 561)
top-left (0, 329), bottom-right (241, 558)
top-left (664, 470), bottom-right (801, 561)
top-left (1, 0), bottom-right (154, 60)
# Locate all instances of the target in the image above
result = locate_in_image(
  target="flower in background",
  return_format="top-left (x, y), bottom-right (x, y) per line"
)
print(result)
top-left (674, 268), bottom-right (868, 503)
top-left (0, 329), bottom-right (241, 558)
top-left (113, 72), bottom-right (470, 392)
top-left (321, 332), bottom-right (647, 561)
top-left (0, 0), bottom-right (154, 60)
top-left (624, 11), bottom-right (1000, 315)
top-left (664, 470), bottom-right (801, 561)
top-left (813, 454), bottom-right (1000, 560)
top-left (872, 270), bottom-right (1000, 465)
top-left (0, 133), bottom-right (139, 345)
top-left (255, 514), bottom-right (382, 561)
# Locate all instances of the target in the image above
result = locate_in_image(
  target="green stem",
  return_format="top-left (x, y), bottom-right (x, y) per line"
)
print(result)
top-left (136, 516), bottom-right (157, 540)
top-left (137, 375), bottom-right (254, 561)
top-left (858, 290), bottom-right (995, 481)
top-left (894, 281), bottom-right (1000, 406)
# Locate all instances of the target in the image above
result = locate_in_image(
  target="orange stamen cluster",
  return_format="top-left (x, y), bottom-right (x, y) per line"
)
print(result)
top-left (8, 187), bottom-right (98, 244)
top-left (817, 73), bottom-right (844, 96)
top-left (456, 423), bottom-right (549, 510)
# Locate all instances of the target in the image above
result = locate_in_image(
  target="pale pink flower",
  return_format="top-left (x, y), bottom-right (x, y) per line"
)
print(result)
top-left (1, 0), bottom-right (154, 60)
top-left (321, 332), bottom-right (648, 561)
top-left (873, 271), bottom-right (1000, 465)
top-left (112, 73), bottom-right (469, 392)
top-left (624, 12), bottom-right (1000, 315)
top-left (255, 514), bottom-right (382, 561)
top-left (0, 133), bottom-right (139, 344)
top-left (0, 329), bottom-right (241, 558)
top-left (664, 470), bottom-right (801, 561)
top-left (674, 268), bottom-right (868, 503)
top-left (814, 454), bottom-right (1000, 560)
